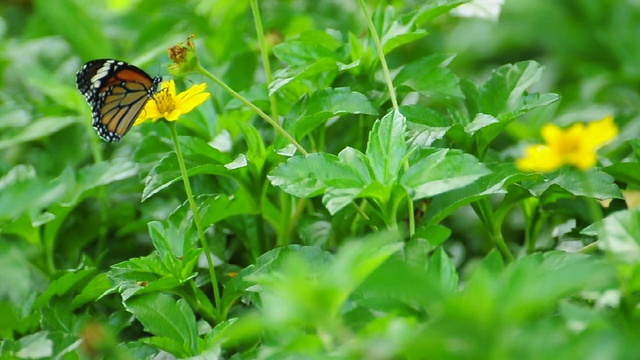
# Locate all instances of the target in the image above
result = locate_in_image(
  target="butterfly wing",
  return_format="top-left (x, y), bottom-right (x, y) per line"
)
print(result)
top-left (76, 59), bottom-right (162, 142)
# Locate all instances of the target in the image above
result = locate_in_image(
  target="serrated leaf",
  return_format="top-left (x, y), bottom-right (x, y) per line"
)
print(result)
top-left (527, 167), bottom-right (622, 200)
top-left (464, 113), bottom-right (500, 136)
top-left (268, 153), bottom-right (365, 198)
top-left (34, 269), bottom-right (97, 308)
top-left (401, 104), bottom-right (452, 148)
top-left (401, 149), bottom-right (490, 200)
top-left (477, 61), bottom-right (545, 116)
top-left (366, 110), bottom-right (407, 186)
top-left (125, 294), bottom-right (199, 357)
top-left (423, 163), bottom-right (532, 225)
top-left (395, 54), bottom-right (462, 98)
top-left (269, 58), bottom-right (338, 95)
top-left (283, 88), bottom-right (377, 142)
top-left (374, 6), bottom-right (428, 54)
top-left (323, 187), bottom-right (363, 215)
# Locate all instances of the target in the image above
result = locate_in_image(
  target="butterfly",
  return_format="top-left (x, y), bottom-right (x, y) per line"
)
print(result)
top-left (76, 59), bottom-right (162, 142)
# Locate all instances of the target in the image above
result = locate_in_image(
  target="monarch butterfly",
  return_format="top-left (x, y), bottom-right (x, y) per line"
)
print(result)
top-left (76, 59), bottom-right (162, 142)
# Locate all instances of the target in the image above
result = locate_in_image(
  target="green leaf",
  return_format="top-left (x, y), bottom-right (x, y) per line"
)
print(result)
top-left (13, 331), bottom-right (53, 359)
top-left (527, 167), bottom-right (622, 200)
top-left (410, 224), bottom-right (451, 253)
top-left (401, 104), bottom-right (452, 148)
top-left (427, 247), bottom-right (458, 293)
top-left (476, 61), bottom-right (545, 116)
top-left (595, 208), bottom-right (640, 263)
top-left (77, 160), bottom-right (139, 193)
top-left (239, 122), bottom-right (268, 172)
top-left (109, 254), bottom-right (191, 301)
top-left (0, 243), bottom-right (35, 306)
top-left (283, 87), bottom-right (377, 142)
top-left (269, 58), bottom-right (338, 95)
top-left (374, 6), bottom-right (428, 54)
top-left (268, 152), bottom-right (365, 198)
top-left (226, 245), bottom-right (335, 296)
top-left (273, 37), bottom-right (341, 67)
top-left (414, 0), bottom-right (470, 24)
top-left (199, 191), bottom-right (258, 225)
top-left (34, 0), bottom-right (111, 59)
top-left (401, 149), bottom-right (490, 200)
top-left (366, 110), bottom-right (407, 186)
top-left (125, 293), bottom-right (199, 357)
top-left (0, 116), bottom-right (76, 150)
top-left (0, 166), bottom-right (69, 221)
top-left (298, 214), bottom-right (332, 247)
top-left (423, 163), bottom-right (532, 225)
top-left (248, 233), bottom-right (402, 327)
top-left (71, 272), bottom-right (114, 308)
top-left (464, 113), bottom-right (500, 136)
top-left (142, 137), bottom-right (232, 201)
top-left (34, 268), bottom-right (96, 308)
top-left (395, 54), bottom-right (463, 98)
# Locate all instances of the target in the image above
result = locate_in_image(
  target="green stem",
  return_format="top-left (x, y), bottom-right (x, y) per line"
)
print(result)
top-left (168, 121), bottom-right (221, 318)
top-left (579, 169), bottom-right (603, 248)
top-left (250, 0), bottom-right (279, 122)
top-left (473, 199), bottom-right (514, 262)
top-left (356, 0), bottom-right (399, 111)
top-left (284, 197), bottom-right (306, 246)
top-left (407, 196), bottom-right (415, 237)
top-left (195, 63), bottom-right (307, 156)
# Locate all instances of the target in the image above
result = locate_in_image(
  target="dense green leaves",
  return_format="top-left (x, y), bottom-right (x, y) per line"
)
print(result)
top-left (3, 0), bottom-right (640, 358)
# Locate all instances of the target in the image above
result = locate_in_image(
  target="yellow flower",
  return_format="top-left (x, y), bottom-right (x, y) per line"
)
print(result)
top-left (517, 115), bottom-right (618, 172)
top-left (134, 79), bottom-right (210, 125)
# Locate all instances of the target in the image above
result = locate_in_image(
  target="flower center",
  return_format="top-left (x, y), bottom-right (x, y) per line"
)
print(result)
top-left (556, 135), bottom-right (580, 155)
top-left (155, 91), bottom-right (176, 114)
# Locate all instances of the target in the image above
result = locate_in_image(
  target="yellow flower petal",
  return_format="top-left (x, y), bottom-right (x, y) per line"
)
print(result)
top-left (134, 80), bottom-right (210, 127)
top-left (166, 80), bottom-right (177, 97)
top-left (517, 115), bottom-right (618, 173)
top-left (584, 115), bottom-right (618, 150)
top-left (517, 145), bottom-right (563, 172)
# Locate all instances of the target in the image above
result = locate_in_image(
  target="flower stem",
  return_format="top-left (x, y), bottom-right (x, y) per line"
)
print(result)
top-left (195, 63), bottom-right (308, 156)
top-left (356, 0), bottom-right (399, 111)
top-left (249, 0), bottom-right (280, 122)
top-left (168, 121), bottom-right (221, 318)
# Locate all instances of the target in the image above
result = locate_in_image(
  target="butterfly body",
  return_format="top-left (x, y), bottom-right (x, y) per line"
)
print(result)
top-left (76, 59), bottom-right (162, 142)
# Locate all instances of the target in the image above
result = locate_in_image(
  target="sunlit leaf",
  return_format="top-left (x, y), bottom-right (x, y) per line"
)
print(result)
top-left (401, 149), bottom-right (490, 200)
top-left (366, 110), bottom-right (407, 186)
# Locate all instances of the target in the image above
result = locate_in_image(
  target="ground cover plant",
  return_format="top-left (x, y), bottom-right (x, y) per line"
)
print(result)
top-left (1, 0), bottom-right (640, 358)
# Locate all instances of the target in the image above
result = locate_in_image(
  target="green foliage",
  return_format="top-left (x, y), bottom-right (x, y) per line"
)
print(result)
top-left (2, 0), bottom-right (640, 358)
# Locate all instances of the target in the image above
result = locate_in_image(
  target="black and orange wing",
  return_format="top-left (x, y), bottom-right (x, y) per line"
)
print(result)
top-left (76, 59), bottom-right (162, 142)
